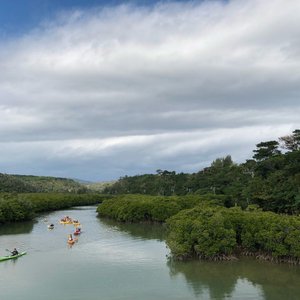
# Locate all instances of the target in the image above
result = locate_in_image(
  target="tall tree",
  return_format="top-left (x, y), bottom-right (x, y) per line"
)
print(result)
top-left (279, 129), bottom-right (300, 151)
top-left (253, 141), bottom-right (281, 161)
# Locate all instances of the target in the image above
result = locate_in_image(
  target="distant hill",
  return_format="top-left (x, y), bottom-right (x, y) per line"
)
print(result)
top-left (85, 181), bottom-right (116, 192)
top-left (72, 178), bottom-right (93, 185)
top-left (0, 173), bottom-right (88, 193)
top-left (0, 173), bottom-right (35, 193)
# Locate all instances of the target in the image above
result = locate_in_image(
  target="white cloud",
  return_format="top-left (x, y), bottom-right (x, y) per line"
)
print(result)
top-left (0, 0), bottom-right (299, 180)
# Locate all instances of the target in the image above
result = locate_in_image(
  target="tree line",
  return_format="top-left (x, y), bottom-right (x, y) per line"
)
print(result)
top-left (104, 129), bottom-right (300, 214)
top-left (0, 193), bottom-right (111, 224)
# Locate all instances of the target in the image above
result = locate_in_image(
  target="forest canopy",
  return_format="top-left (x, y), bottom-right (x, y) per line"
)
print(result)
top-left (104, 129), bottom-right (300, 214)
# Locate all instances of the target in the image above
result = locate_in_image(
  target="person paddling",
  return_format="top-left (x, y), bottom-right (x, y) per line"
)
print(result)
top-left (11, 248), bottom-right (19, 256)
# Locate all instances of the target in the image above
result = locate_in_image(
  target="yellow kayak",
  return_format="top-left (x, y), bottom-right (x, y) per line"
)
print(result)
top-left (60, 221), bottom-right (73, 225)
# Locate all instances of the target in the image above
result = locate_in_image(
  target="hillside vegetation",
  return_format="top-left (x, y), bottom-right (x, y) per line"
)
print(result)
top-left (104, 129), bottom-right (300, 214)
top-left (85, 181), bottom-right (116, 192)
top-left (0, 174), bottom-right (88, 193)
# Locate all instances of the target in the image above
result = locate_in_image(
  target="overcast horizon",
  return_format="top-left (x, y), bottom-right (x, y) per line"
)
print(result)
top-left (0, 0), bottom-right (299, 182)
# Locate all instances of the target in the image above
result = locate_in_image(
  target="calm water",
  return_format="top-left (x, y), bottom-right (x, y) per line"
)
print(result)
top-left (0, 206), bottom-right (300, 300)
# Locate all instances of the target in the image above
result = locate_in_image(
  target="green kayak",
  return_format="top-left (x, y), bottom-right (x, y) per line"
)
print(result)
top-left (0, 252), bottom-right (27, 262)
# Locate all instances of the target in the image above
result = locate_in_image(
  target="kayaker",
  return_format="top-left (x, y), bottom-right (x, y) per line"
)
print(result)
top-left (11, 248), bottom-right (19, 256)
top-left (68, 234), bottom-right (73, 241)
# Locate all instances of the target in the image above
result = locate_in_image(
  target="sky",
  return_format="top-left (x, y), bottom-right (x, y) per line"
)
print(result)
top-left (0, 0), bottom-right (299, 182)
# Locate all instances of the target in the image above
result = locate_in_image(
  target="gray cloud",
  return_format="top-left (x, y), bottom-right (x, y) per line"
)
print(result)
top-left (0, 0), bottom-right (299, 180)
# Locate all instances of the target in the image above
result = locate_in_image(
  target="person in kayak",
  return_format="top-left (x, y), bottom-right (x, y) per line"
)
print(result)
top-left (68, 234), bottom-right (73, 241)
top-left (11, 248), bottom-right (19, 256)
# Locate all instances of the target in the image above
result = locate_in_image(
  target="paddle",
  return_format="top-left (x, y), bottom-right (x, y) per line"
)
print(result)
top-left (5, 249), bottom-right (12, 256)
top-left (5, 249), bottom-right (18, 255)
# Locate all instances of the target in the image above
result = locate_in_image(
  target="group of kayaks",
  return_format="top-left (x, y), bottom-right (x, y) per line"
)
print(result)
top-left (59, 216), bottom-right (82, 245)
top-left (48, 216), bottom-right (83, 245)
top-left (59, 216), bottom-right (81, 226)
top-left (0, 216), bottom-right (83, 263)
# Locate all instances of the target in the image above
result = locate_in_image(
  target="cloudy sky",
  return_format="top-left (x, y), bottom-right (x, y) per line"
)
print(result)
top-left (0, 0), bottom-right (299, 181)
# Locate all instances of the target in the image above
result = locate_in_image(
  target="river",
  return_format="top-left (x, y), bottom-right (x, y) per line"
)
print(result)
top-left (0, 206), bottom-right (299, 300)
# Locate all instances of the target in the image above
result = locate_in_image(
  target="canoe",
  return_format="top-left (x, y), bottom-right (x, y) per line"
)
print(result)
top-left (0, 252), bottom-right (27, 262)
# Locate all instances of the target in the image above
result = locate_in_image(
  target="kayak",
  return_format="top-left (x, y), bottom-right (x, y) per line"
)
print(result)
top-left (60, 221), bottom-right (73, 225)
top-left (67, 238), bottom-right (78, 245)
top-left (0, 252), bottom-right (27, 262)
top-left (74, 231), bottom-right (81, 235)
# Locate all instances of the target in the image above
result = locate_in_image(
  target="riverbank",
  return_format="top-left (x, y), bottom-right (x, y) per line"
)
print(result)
top-left (2, 206), bottom-right (300, 300)
top-left (97, 194), bottom-right (300, 265)
top-left (0, 193), bottom-right (112, 224)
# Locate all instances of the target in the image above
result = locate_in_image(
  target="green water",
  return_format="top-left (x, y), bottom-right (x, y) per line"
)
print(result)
top-left (0, 206), bottom-right (300, 300)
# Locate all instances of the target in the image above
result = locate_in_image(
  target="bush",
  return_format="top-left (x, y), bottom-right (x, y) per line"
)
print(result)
top-left (166, 205), bottom-right (300, 261)
top-left (166, 205), bottom-right (238, 259)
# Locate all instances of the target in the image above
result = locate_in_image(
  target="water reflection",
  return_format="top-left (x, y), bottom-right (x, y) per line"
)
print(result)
top-left (168, 258), bottom-right (300, 300)
top-left (168, 260), bottom-right (238, 299)
top-left (98, 217), bottom-right (300, 300)
top-left (99, 217), bottom-right (167, 241)
top-left (0, 221), bottom-right (35, 235)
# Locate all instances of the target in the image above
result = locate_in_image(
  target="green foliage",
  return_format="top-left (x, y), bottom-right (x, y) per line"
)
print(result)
top-left (97, 191), bottom-right (300, 262)
top-left (253, 141), bottom-right (281, 161)
top-left (104, 129), bottom-right (300, 214)
top-left (246, 150), bottom-right (300, 213)
top-left (0, 174), bottom-right (36, 193)
top-left (103, 171), bottom-right (192, 196)
top-left (0, 193), bottom-right (111, 224)
top-left (0, 174), bottom-right (88, 193)
top-left (86, 181), bottom-right (116, 192)
top-left (240, 211), bottom-right (300, 258)
top-left (279, 129), bottom-right (300, 151)
top-left (12, 175), bottom-right (88, 193)
top-left (166, 205), bottom-right (240, 259)
top-left (97, 194), bottom-right (216, 223)
top-left (166, 205), bottom-right (300, 261)
top-left (0, 196), bottom-right (34, 222)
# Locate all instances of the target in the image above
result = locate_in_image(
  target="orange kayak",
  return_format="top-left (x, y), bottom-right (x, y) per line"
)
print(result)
top-left (67, 239), bottom-right (77, 245)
